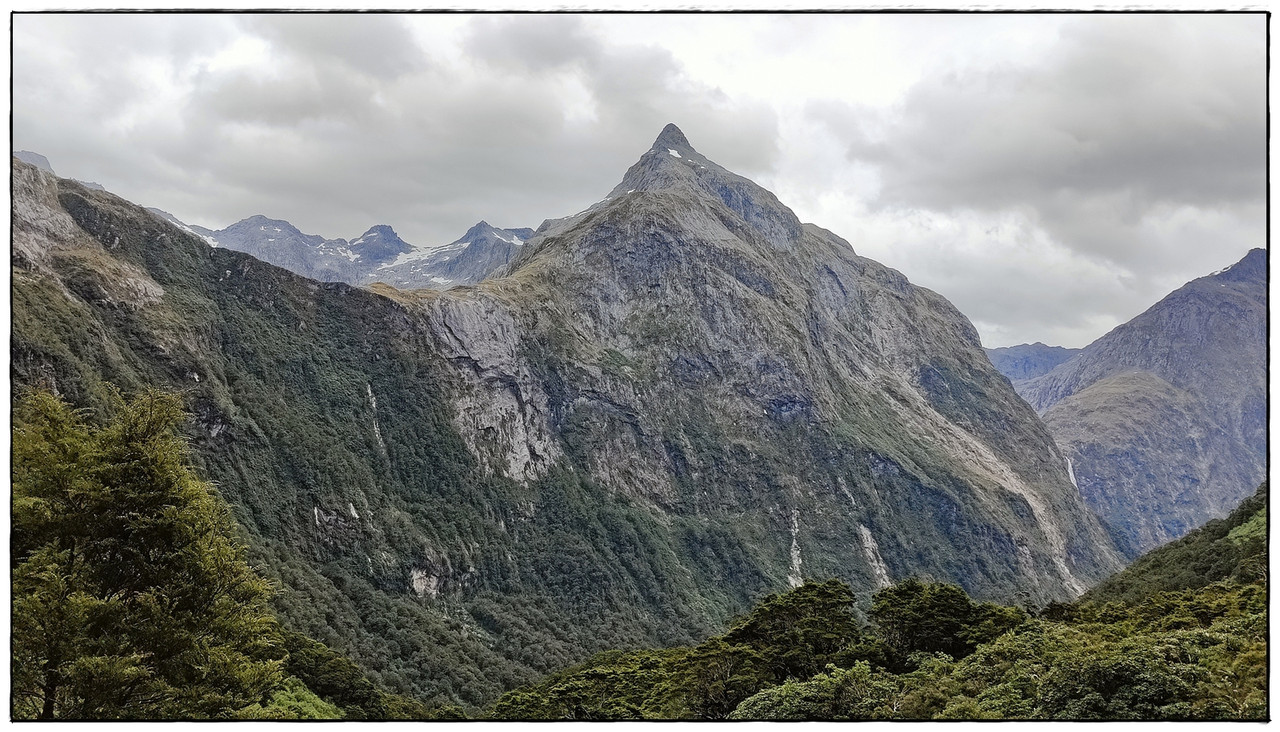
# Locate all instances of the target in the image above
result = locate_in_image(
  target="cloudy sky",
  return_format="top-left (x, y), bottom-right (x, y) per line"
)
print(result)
top-left (12, 12), bottom-right (1265, 347)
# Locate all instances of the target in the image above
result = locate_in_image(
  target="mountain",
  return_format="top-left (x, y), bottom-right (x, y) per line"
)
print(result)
top-left (10, 125), bottom-right (1124, 708)
top-left (348, 223), bottom-right (413, 265)
top-left (985, 342), bottom-right (1081, 382)
top-left (368, 221), bottom-right (533, 289)
top-left (196, 214), bottom-right (370, 283)
top-left (1017, 249), bottom-right (1267, 556)
top-left (1078, 481), bottom-right (1266, 606)
top-left (174, 211), bottom-right (525, 289)
top-left (15, 150), bottom-right (54, 173)
top-left (379, 122), bottom-right (1124, 603)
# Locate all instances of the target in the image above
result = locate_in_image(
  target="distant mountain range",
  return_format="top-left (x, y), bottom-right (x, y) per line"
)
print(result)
top-left (20, 149), bottom-right (528, 290)
top-left (985, 343), bottom-right (1081, 382)
top-left (1004, 249), bottom-right (1267, 557)
top-left (171, 213), bottom-right (530, 290)
top-left (366, 221), bottom-right (534, 289)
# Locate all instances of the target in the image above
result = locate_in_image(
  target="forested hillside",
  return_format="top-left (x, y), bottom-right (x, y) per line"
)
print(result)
top-left (10, 389), bottom-right (450, 720)
top-left (490, 484), bottom-right (1268, 720)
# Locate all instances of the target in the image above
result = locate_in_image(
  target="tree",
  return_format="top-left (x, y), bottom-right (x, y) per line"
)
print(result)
top-left (723, 579), bottom-right (864, 683)
top-left (665, 638), bottom-right (768, 719)
top-left (12, 389), bottom-right (284, 719)
top-left (870, 578), bottom-right (1023, 666)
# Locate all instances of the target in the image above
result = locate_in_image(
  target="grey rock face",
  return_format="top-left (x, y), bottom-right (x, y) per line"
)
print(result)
top-left (1019, 249), bottom-right (1267, 556)
top-left (986, 342), bottom-right (1082, 382)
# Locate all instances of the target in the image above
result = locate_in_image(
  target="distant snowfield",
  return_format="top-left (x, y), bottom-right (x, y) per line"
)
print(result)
top-left (381, 242), bottom-right (459, 269)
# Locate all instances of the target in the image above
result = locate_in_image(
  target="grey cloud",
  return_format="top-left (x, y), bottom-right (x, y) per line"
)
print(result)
top-left (239, 14), bottom-right (425, 80)
top-left (817, 15), bottom-right (1264, 271)
top-left (463, 14), bottom-right (600, 72)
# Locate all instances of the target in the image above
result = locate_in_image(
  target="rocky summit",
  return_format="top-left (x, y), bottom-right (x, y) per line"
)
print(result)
top-left (10, 126), bottom-right (1124, 706)
top-left (1017, 249), bottom-right (1267, 556)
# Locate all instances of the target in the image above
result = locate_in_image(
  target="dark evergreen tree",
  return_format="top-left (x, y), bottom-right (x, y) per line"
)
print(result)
top-left (12, 389), bottom-right (283, 719)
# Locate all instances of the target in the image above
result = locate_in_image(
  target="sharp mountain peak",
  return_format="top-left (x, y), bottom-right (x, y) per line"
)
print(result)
top-left (652, 123), bottom-right (693, 152)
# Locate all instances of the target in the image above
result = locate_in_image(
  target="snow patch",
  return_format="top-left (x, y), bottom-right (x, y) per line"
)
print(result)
top-left (667, 149), bottom-right (682, 158)
top-left (1066, 457), bottom-right (1079, 491)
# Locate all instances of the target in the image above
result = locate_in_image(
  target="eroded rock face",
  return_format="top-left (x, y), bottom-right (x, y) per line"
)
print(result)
top-left (424, 293), bottom-right (561, 482)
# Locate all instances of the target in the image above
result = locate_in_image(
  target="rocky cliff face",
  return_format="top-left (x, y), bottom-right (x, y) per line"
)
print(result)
top-left (1018, 249), bottom-right (1267, 556)
top-left (10, 129), bottom-right (1125, 705)
top-left (985, 342), bottom-right (1081, 382)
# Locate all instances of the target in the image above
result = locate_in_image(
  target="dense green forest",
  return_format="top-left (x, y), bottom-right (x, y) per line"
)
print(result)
top-left (488, 485), bottom-right (1269, 720)
top-left (10, 389), bottom-right (456, 720)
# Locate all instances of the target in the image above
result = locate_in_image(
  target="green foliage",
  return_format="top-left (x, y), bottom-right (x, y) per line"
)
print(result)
top-left (723, 578), bottom-right (863, 683)
top-left (729, 662), bottom-right (898, 720)
top-left (235, 677), bottom-right (344, 720)
top-left (870, 578), bottom-right (1026, 666)
top-left (488, 648), bottom-right (687, 720)
top-left (491, 526), bottom-right (1268, 723)
top-left (1081, 482), bottom-right (1268, 605)
top-left (665, 638), bottom-right (769, 719)
top-left (11, 389), bottom-right (283, 719)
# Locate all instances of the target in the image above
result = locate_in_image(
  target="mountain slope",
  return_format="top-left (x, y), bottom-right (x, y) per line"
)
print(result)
top-left (1079, 481), bottom-right (1266, 606)
top-left (1018, 249), bottom-right (1266, 555)
top-left (985, 343), bottom-right (1081, 382)
top-left (10, 128), bottom-right (1122, 708)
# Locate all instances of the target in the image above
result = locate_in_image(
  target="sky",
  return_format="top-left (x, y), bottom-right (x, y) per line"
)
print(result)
top-left (11, 12), bottom-right (1266, 348)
